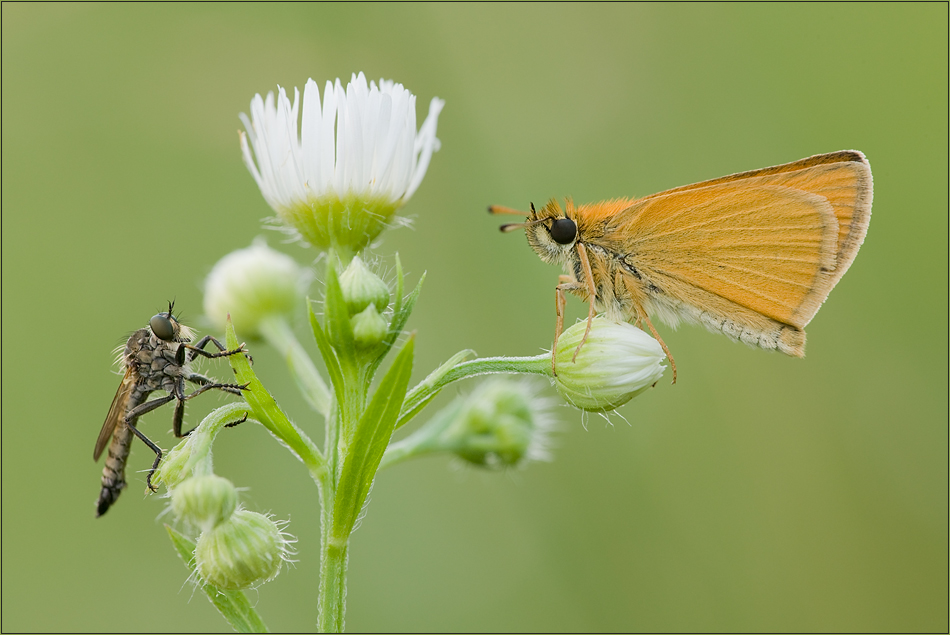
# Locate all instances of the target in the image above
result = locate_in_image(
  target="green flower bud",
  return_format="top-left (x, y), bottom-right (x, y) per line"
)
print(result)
top-left (439, 380), bottom-right (555, 468)
top-left (553, 318), bottom-right (666, 412)
top-left (203, 238), bottom-right (311, 338)
top-left (195, 510), bottom-right (294, 590)
top-left (338, 255), bottom-right (390, 317)
top-left (170, 475), bottom-right (238, 531)
top-left (152, 437), bottom-right (193, 490)
top-left (351, 303), bottom-right (389, 348)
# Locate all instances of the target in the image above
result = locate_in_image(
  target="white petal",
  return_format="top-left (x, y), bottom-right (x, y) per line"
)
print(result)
top-left (301, 79), bottom-right (323, 194)
top-left (318, 80), bottom-right (337, 193)
top-left (389, 94), bottom-right (416, 200)
top-left (240, 74), bottom-right (443, 214)
top-left (404, 97), bottom-right (445, 200)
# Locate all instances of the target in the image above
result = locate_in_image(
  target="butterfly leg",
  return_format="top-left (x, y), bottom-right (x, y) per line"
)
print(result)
top-left (572, 242), bottom-right (599, 363)
top-left (553, 275), bottom-right (586, 375)
top-left (640, 312), bottom-right (677, 385)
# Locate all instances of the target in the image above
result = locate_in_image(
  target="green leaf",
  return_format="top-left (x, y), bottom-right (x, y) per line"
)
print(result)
top-left (391, 253), bottom-right (405, 318)
top-left (367, 261), bottom-right (425, 380)
top-left (226, 319), bottom-right (325, 479)
top-left (388, 272), bottom-right (425, 347)
top-left (332, 335), bottom-right (415, 540)
top-left (165, 525), bottom-right (269, 633)
top-left (309, 301), bottom-right (345, 412)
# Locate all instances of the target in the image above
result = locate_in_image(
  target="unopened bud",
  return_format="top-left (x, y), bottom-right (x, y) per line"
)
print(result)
top-left (195, 510), bottom-right (294, 590)
top-left (170, 474), bottom-right (238, 531)
top-left (553, 318), bottom-right (666, 412)
top-left (351, 303), bottom-right (389, 348)
top-left (443, 380), bottom-right (554, 468)
top-left (204, 238), bottom-right (310, 338)
top-left (338, 256), bottom-right (390, 317)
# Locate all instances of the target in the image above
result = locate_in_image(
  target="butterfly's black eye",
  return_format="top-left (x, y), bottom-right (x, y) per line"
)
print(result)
top-left (149, 314), bottom-right (176, 341)
top-left (549, 218), bottom-right (577, 245)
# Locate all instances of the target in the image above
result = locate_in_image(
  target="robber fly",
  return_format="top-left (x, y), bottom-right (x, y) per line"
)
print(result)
top-left (93, 302), bottom-right (249, 517)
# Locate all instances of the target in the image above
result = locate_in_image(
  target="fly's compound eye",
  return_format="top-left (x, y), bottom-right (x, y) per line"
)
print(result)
top-left (149, 314), bottom-right (176, 341)
top-left (549, 218), bottom-right (577, 245)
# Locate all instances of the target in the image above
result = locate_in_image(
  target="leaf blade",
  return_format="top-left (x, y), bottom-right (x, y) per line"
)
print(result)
top-left (332, 335), bottom-right (415, 540)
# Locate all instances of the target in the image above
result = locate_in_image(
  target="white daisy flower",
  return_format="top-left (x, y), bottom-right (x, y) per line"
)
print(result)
top-left (239, 72), bottom-right (445, 257)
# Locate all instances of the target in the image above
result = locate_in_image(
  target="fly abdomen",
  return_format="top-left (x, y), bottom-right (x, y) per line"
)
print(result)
top-left (96, 420), bottom-right (134, 517)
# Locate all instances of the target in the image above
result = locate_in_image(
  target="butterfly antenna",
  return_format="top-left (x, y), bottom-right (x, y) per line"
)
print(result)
top-left (499, 218), bottom-right (545, 233)
top-left (487, 205), bottom-right (531, 217)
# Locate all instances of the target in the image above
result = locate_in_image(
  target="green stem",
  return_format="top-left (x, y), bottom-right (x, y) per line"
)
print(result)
top-left (317, 470), bottom-right (348, 633)
top-left (397, 354), bottom-right (551, 429)
top-left (317, 540), bottom-right (348, 633)
top-left (259, 315), bottom-right (332, 418)
top-left (378, 435), bottom-right (437, 470)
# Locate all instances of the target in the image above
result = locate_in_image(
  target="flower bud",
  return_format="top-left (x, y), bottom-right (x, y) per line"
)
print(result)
top-left (338, 255), bottom-right (390, 317)
top-left (203, 238), bottom-right (310, 338)
top-left (195, 510), bottom-right (294, 590)
top-left (170, 474), bottom-right (238, 531)
top-left (553, 318), bottom-right (666, 412)
top-left (152, 437), bottom-right (193, 490)
top-left (443, 380), bottom-right (554, 468)
top-left (351, 304), bottom-right (389, 348)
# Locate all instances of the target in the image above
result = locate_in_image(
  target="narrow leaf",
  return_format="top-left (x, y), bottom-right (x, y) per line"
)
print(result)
top-left (367, 267), bottom-right (425, 379)
top-left (391, 253), bottom-right (405, 318)
top-left (165, 525), bottom-right (269, 633)
top-left (388, 272), bottom-right (425, 347)
top-left (309, 302), bottom-right (345, 411)
top-left (226, 319), bottom-right (325, 477)
top-left (333, 336), bottom-right (415, 540)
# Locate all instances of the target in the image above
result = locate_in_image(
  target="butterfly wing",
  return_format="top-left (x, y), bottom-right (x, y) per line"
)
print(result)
top-left (632, 151), bottom-right (872, 279)
top-left (94, 368), bottom-right (135, 461)
top-left (605, 154), bottom-right (871, 331)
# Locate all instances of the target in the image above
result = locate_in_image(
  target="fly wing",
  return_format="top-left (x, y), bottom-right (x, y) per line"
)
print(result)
top-left (94, 368), bottom-right (135, 461)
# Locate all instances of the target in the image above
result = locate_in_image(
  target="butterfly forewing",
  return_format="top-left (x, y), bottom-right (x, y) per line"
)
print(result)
top-left (607, 154), bottom-right (871, 328)
top-left (606, 181), bottom-right (838, 327)
top-left (633, 151), bottom-right (872, 273)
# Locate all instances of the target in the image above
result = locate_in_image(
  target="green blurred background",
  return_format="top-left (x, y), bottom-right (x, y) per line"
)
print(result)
top-left (2, 4), bottom-right (947, 632)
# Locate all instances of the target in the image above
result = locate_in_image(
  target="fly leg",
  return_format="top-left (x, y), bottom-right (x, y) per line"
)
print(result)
top-left (184, 371), bottom-right (247, 396)
top-left (125, 424), bottom-right (165, 493)
top-left (187, 335), bottom-right (252, 364)
top-left (121, 395), bottom-right (176, 492)
top-left (224, 413), bottom-right (249, 429)
top-left (172, 376), bottom-right (251, 437)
